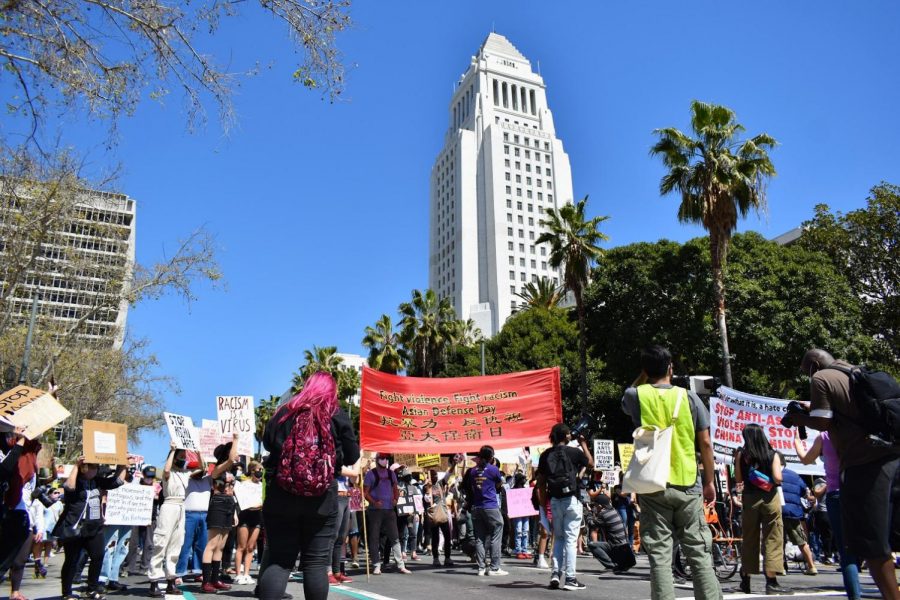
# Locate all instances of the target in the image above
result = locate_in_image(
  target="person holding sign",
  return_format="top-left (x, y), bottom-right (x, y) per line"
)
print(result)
top-left (199, 439), bottom-right (240, 593)
top-left (57, 456), bottom-right (127, 600)
top-left (258, 372), bottom-right (359, 600)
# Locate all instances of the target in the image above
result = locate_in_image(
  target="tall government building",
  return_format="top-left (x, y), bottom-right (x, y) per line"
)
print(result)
top-left (429, 33), bottom-right (574, 337)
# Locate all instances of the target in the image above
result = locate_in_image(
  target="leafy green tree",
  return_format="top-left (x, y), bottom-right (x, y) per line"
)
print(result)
top-left (362, 314), bottom-right (408, 374)
top-left (537, 196), bottom-right (609, 413)
top-left (587, 233), bottom-right (874, 410)
top-left (650, 101), bottom-right (777, 387)
top-left (293, 345), bottom-right (343, 387)
top-left (797, 183), bottom-right (900, 370)
top-left (399, 289), bottom-right (458, 377)
top-left (515, 277), bottom-right (565, 310)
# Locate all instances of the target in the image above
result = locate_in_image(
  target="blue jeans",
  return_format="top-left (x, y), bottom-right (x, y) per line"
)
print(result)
top-left (550, 495), bottom-right (583, 581)
top-left (826, 491), bottom-right (861, 599)
top-left (100, 525), bottom-right (132, 583)
top-left (176, 511), bottom-right (208, 576)
top-left (513, 517), bottom-right (530, 553)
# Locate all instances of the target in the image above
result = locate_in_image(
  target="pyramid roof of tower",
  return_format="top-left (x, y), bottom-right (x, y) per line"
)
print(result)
top-left (479, 33), bottom-right (529, 63)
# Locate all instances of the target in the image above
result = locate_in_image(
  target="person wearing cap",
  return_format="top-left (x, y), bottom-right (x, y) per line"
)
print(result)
top-left (363, 453), bottom-right (409, 575)
top-left (463, 445), bottom-right (508, 577)
top-left (99, 462), bottom-right (139, 591)
top-left (586, 492), bottom-right (636, 573)
top-left (125, 466), bottom-right (160, 576)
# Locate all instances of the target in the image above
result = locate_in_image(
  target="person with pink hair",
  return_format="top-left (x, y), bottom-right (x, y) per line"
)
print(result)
top-left (257, 372), bottom-right (359, 600)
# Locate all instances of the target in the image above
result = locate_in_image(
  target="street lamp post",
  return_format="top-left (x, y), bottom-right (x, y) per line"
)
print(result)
top-left (18, 290), bottom-right (40, 386)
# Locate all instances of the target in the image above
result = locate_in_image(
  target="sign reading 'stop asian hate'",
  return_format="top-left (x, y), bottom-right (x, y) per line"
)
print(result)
top-left (359, 367), bottom-right (562, 453)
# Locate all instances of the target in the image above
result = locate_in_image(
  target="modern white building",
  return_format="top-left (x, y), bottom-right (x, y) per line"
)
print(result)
top-left (0, 182), bottom-right (136, 350)
top-left (429, 33), bottom-right (574, 337)
top-left (337, 352), bottom-right (366, 407)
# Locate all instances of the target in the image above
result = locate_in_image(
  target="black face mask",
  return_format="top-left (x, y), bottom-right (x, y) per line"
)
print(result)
top-left (253, 471), bottom-right (263, 479)
top-left (173, 458), bottom-right (187, 470)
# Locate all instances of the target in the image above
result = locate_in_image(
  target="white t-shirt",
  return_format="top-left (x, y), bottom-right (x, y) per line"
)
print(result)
top-left (183, 476), bottom-right (212, 512)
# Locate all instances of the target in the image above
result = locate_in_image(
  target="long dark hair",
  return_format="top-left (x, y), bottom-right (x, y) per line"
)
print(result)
top-left (740, 423), bottom-right (774, 469)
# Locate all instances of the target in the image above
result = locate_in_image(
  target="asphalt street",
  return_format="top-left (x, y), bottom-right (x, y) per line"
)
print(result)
top-left (18, 551), bottom-right (872, 600)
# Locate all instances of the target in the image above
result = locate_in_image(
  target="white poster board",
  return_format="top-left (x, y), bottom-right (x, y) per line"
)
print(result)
top-left (216, 396), bottom-right (255, 456)
top-left (163, 412), bottom-right (200, 452)
top-left (234, 480), bottom-right (263, 511)
top-left (104, 484), bottom-right (155, 526)
top-left (199, 419), bottom-right (230, 463)
top-left (593, 439), bottom-right (614, 470)
top-left (602, 470), bottom-right (620, 487)
top-left (711, 386), bottom-right (825, 476)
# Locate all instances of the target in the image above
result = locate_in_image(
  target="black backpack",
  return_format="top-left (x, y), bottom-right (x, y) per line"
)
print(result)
top-left (546, 446), bottom-right (577, 498)
top-left (826, 365), bottom-right (900, 445)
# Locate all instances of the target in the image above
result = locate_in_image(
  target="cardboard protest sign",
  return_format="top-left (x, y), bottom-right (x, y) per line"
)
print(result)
top-left (711, 387), bottom-right (824, 476)
top-left (593, 439), bottom-right (614, 470)
top-left (164, 412), bottom-right (200, 451)
top-left (416, 454), bottom-right (441, 468)
top-left (506, 487), bottom-right (539, 519)
top-left (617, 443), bottom-right (634, 472)
top-left (104, 484), bottom-right (155, 526)
top-left (0, 386), bottom-right (71, 439)
top-left (216, 396), bottom-right (255, 456)
top-left (234, 480), bottom-right (263, 511)
top-left (83, 420), bottom-right (128, 464)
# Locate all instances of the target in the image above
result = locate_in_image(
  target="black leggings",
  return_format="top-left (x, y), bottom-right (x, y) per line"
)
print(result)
top-left (431, 521), bottom-right (452, 560)
top-left (258, 485), bottom-right (337, 600)
top-left (61, 534), bottom-right (105, 595)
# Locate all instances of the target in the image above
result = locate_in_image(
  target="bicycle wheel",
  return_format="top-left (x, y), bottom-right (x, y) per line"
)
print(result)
top-left (673, 544), bottom-right (692, 580)
top-left (713, 541), bottom-right (739, 581)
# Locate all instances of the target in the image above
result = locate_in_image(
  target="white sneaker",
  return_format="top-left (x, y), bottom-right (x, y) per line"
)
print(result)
top-left (373, 564), bottom-right (381, 575)
top-left (488, 569), bottom-right (509, 576)
top-left (477, 568), bottom-right (486, 576)
top-left (537, 557), bottom-right (549, 569)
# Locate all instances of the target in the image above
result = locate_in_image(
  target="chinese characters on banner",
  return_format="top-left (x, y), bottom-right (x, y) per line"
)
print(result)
top-left (359, 367), bottom-right (562, 452)
top-left (711, 386), bottom-right (824, 476)
top-left (593, 439), bottom-right (614, 470)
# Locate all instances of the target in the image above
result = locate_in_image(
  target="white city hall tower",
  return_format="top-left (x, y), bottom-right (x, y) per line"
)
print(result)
top-left (429, 33), bottom-right (574, 337)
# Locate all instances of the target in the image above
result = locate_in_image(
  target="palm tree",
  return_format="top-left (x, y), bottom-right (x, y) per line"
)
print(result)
top-left (515, 277), bottom-right (565, 311)
top-left (537, 196), bottom-right (609, 413)
top-left (292, 345), bottom-right (344, 391)
top-left (650, 101), bottom-right (777, 387)
top-left (398, 289), bottom-right (457, 377)
top-left (362, 314), bottom-right (408, 374)
top-left (254, 394), bottom-right (281, 458)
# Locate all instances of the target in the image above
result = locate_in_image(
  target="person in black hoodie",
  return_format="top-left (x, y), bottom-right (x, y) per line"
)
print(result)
top-left (257, 372), bottom-right (359, 600)
top-left (57, 456), bottom-right (126, 600)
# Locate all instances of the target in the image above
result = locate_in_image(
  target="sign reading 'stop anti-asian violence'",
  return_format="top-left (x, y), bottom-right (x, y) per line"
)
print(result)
top-left (711, 386), bottom-right (824, 476)
top-left (359, 367), bottom-right (562, 453)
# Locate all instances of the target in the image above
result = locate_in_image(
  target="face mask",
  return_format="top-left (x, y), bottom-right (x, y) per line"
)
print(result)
top-left (173, 458), bottom-right (187, 470)
top-left (235, 469), bottom-right (243, 478)
top-left (253, 471), bottom-right (263, 478)
top-left (377, 459), bottom-right (388, 468)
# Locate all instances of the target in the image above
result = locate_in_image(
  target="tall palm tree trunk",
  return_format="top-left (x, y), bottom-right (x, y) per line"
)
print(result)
top-left (710, 229), bottom-right (734, 388)
top-left (575, 289), bottom-right (589, 414)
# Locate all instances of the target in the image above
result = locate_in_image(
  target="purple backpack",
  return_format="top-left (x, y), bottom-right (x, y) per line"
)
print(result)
top-left (276, 409), bottom-right (336, 496)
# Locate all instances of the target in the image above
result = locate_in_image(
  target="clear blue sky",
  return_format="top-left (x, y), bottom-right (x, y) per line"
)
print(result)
top-left (6, 2), bottom-right (900, 463)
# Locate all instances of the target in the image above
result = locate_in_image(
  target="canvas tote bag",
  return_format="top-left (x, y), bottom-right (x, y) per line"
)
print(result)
top-left (622, 388), bottom-right (685, 494)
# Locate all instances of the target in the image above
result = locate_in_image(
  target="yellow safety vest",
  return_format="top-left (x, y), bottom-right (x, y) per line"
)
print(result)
top-left (636, 384), bottom-right (697, 487)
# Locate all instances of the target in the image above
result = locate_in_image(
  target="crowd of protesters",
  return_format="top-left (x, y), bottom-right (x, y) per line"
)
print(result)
top-left (1, 345), bottom-right (898, 599)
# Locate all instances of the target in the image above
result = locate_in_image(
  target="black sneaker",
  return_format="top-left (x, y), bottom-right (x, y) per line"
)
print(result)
top-left (564, 578), bottom-right (586, 590)
top-left (549, 572), bottom-right (561, 590)
top-left (766, 580), bottom-right (791, 595)
top-left (739, 575), bottom-right (751, 594)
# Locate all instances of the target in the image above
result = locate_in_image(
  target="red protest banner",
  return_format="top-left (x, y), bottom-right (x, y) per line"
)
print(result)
top-left (359, 367), bottom-right (562, 452)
